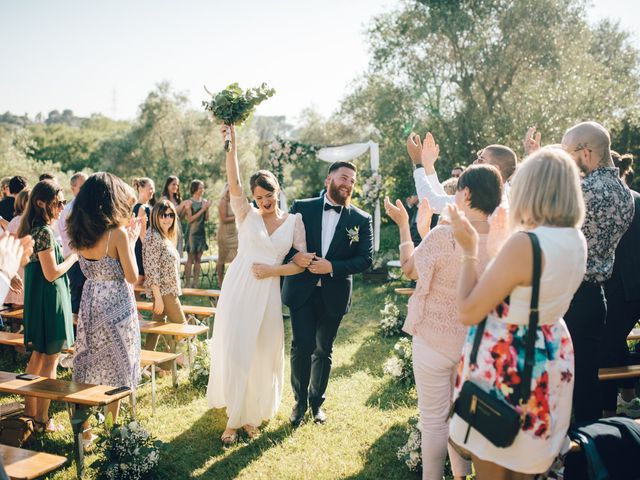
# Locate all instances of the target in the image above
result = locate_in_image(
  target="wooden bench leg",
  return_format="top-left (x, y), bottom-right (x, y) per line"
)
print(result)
top-left (130, 391), bottom-right (136, 419)
top-left (69, 404), bottom-right (91, 479)
top-left (151, 364), bottom-right (156, 417)
top-left (171, 359), bottom-right (178, 388)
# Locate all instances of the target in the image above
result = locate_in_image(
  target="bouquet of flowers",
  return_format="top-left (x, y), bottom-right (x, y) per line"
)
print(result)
top-left (93, 418), bottom-right (161, 480)
top-left (396, 416), bottom-right (422, 472)
top-left (188, 338), bottom-right (211, 390)
top-left (361, 170), bottom-right (383, 210)
top-left (203, 83), bottom-right (275, 150)
top-left (383, 337), bottom-right (414, 386)
top-left (379, 296), bottom-right (403, 337)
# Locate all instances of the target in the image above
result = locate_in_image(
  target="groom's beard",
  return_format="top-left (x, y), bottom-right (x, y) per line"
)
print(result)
top-left (328, 179), bottom-right (352, 207)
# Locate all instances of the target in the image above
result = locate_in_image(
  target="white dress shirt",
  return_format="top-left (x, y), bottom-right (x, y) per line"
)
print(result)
top-left (413, 168), bottom-right (510, 215)
top-left (321, 195), bottom-right (342, 258)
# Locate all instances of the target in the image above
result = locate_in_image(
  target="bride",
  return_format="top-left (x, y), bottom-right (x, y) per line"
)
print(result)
top-left (207, 125), bottom-right (308, 444)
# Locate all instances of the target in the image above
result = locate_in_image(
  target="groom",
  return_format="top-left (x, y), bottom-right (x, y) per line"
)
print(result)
top-left (283, 161), bottom-right (373, 426)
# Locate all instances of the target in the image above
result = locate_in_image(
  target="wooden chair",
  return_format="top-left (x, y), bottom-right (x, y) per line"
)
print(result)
top-left (598, 365), bottom-right (640, 380)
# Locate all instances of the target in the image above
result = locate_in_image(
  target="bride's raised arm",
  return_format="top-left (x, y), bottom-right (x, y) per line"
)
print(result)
top-left (221, 125), bottom-right (250, 223)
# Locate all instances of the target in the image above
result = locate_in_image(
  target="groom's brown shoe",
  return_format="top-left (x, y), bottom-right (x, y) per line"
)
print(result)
top-left (311, 405), bottom-right (326, 424)
top-left (290, 403), bottom-right (306, 428)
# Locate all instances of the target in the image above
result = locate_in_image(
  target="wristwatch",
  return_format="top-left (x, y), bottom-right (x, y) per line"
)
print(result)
top-left (413, 164), bottom-right (424, 170)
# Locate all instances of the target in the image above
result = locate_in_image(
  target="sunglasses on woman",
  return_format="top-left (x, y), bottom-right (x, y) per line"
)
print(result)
top-left (54, 199), bottom-right (67, 208)
top-left (161, 212), bottom-right (176, 219)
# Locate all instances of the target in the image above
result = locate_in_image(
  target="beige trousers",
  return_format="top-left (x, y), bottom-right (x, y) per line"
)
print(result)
top-left (144, 293), bottom-right (187, 370)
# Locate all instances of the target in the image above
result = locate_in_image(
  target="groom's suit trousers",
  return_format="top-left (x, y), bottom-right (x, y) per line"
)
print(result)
top-left (290, 287), bottom-right (343, 408)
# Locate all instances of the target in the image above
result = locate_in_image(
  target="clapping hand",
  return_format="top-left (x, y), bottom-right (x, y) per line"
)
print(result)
top-left (0, 233), bottom-right (24, 281)
top-left (420, 132), bottom-right (439, 171)
top-left (447, 204), bottom-right (479, 256)
top-left (523, 126), bottom-right (541, 156)
top-left (406, 133), bottom-right (423, 165)
top-left (416, 198), bottom-right (434, 239)
top-left (384, 196), bottom-right (409, 227)
top-left (127, 217), bottom-right (143, 244)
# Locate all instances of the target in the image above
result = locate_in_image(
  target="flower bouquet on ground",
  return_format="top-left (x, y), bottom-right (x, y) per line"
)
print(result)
top-left (92, 416), bottom-right (162, 480)
top-left (188, 338), bottom-right (211, 390)
top-left (383, 337), bottom-right (414, 386)
top-left (397, 416), bottom-right (422, 472)
top-left (379, 296), bottom-right (404, 337)
top-left (203, 83), bottom-right (275, 151)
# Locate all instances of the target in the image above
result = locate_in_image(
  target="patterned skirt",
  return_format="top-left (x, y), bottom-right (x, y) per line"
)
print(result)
top-left (449, 316), bottom-right (574, 474)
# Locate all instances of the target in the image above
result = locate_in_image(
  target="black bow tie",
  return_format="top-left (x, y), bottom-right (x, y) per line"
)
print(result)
top-left (324, 203), bottom-right (342, 214)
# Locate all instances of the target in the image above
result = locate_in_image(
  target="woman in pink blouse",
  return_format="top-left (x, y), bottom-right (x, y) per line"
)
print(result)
top-left (142, 199), bottom-right (186, 370)
top-left (384, 164), bottom-right (502, 480)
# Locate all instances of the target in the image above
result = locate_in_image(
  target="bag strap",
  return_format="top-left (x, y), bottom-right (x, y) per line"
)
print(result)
top-left (468, 232), bottom-right (542, 403)
top-left (521, 232), bottom-right (541, 400)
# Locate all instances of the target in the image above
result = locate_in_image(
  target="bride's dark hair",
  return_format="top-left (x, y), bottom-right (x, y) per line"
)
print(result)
top-left (249, 170), bottom-right (279, 193)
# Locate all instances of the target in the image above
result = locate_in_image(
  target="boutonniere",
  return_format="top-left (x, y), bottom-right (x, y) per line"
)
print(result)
top-left (346, 226), bottom-right (360, 245)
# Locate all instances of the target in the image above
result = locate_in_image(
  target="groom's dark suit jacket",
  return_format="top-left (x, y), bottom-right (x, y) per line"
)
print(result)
top-left (282, 197), bottom-right (373, 317)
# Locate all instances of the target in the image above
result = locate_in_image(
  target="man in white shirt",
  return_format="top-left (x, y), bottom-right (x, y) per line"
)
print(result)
top-left (407, 132), bottom-right (517, 213)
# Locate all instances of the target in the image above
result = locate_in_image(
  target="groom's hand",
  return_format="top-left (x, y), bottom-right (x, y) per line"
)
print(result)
top-left (309, 257), bottom-right (332, 275)
top-left (292, 252), bottom-right (315, 268)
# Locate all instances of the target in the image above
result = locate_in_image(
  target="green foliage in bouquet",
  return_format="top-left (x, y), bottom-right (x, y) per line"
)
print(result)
top-left (92, 414), bottom-right (162, 480)
top-left (202, 83), bottom-right (275, 125)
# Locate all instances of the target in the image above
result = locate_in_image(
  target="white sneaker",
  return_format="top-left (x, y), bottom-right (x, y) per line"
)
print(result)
top-left (616, 394), bottom-right (640, 419)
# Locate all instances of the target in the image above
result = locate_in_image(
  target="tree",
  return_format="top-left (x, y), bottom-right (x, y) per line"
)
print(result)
top-left (342, 0), bottom-right (640, 199)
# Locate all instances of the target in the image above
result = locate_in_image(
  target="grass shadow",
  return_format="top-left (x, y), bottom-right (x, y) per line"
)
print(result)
top-left (343, 423), bottom-right (417, 480)
top-left (159, 408), bottom-right (293, 479)
top-left (332, 332), bottom-right (396, 379)
top-left (366, 377), bottom-right (415, 411)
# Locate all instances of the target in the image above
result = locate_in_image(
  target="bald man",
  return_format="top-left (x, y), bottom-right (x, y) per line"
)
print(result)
top-left (561, 121), bottom-right (634, 422)
top-left (407, 133), bottom-right (517, 213)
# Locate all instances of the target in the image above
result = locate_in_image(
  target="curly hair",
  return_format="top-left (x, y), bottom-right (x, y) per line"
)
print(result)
top-left (67, 172), bottom-right (136, 250)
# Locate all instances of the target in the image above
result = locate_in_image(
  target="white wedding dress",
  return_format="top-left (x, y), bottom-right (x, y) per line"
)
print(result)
top-left (206, 194), bottom-right (307, 428)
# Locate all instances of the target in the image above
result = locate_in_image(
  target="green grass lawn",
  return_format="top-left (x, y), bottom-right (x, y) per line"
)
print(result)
top-left (9, 277), bottom-right (427, 479)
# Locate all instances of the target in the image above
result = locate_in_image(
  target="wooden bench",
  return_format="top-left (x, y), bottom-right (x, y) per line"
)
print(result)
top-left (140, 350), bottom-right (179, 416)
top-left (0, 333), bottom-right (24, 348)
top-left (0, 371), bottom-right (132, 478)
top-left (0, 444), bottom-right (67, 480)
top-left (598, 365), bottom-right (640, 380)
top-left (139, 320), bottom-right (207, 369)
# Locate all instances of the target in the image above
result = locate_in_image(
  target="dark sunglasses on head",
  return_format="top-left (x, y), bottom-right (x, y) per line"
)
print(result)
top-left (161, 212), bottom-right (175, 219)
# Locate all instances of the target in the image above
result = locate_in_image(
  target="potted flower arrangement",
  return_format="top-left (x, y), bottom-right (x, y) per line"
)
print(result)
top-left (363, 250), bottom-right (394, 282)
top-left (379, 296), bottom-right (404, 337)
top-left (396, 416), bottom-right (422, 473)
top-left (383, 337), bottom-right (414, 386)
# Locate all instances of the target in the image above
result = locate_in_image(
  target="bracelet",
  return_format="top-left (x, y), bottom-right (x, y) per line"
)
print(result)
top-left (461, 255), bottom-right (478, 263)
top-left (399, 241), bottom-right (414, 249)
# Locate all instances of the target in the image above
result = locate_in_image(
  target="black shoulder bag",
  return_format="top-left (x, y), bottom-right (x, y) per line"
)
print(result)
top-left (453, 232), bottom-right (541, 448)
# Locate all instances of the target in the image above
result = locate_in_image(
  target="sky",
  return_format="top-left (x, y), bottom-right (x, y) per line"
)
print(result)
top-left (1, 0), bottom-right (638, 124)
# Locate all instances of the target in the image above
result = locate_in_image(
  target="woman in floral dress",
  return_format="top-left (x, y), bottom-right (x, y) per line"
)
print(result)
top-left (448, 148), bottom-right (587, 478)
top-left (68, 172), bottom-right (142, 430)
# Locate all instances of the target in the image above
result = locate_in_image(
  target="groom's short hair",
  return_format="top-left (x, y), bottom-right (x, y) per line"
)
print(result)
top-left (328, 161), bottom-right (357, 174)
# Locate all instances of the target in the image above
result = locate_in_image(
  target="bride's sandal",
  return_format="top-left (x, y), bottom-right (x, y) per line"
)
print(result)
top-left (242, 425), bottom-right (259, 439)
top-left (221, 428), bottom-right (237, 445)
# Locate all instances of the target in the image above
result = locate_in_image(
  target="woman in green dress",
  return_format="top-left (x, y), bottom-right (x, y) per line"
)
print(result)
top-left (18, 180), bottom-right (77, 432)
top-left (184, 179), bottom-right (211, 288)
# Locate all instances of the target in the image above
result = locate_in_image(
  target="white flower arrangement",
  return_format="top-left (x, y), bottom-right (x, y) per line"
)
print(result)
top-left (397, 416), bottom-right (422, 472)
top-left (379, 296), bottom-right (403, 337)
top-left (188, 338), bottom-right (212, 390)
top-left (383, 337), bottom-right (414, 386)
top-left (268, 137), bottom-right (321, 182)
top-left (93, 419), bottom-right (161, 480)
top-left (346, 226), bottom-right (360, 245)
top-left (361, 171), bottom-right (383, 210)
